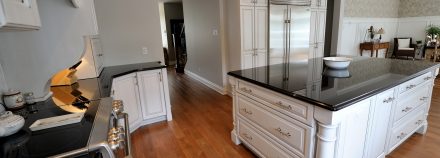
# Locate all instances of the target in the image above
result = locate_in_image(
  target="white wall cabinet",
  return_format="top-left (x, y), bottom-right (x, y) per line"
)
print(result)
top-left (309, 1), bottom-right (327, 58)
top-left (0, 0), bottom-right (41, 30)
top-left (76, 35), bottom-right (104, 79)
top-left (240, 1), bottom-right (268, 69)
top-left (111, 68), bottom-right (172, 132)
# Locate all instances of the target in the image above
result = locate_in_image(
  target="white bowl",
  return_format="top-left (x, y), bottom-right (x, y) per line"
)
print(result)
top-left (323, 57), bottom-right (352, 69)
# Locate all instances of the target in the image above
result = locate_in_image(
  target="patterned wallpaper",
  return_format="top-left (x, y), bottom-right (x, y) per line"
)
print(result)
top-left (399, 0), bottom-right (440, 17)
top-left (344, 0), bottom-right (400, 18)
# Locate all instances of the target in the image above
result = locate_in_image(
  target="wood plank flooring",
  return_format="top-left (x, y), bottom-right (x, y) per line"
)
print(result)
top-left (131, 69), bottom-right (440, 158)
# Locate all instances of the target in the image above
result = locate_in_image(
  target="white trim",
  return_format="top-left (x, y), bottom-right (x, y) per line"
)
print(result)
top-left (185, 69), bottom-right (227, 95)
top-left (343, 17), bottom-right (399, 24)
top-left (34, 91), bottom-right (53, 102)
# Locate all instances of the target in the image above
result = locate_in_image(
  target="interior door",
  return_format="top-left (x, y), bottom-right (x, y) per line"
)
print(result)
top-left (137, 70), bottom-right (166, 119)
top-left (269, 4), bottom-right (288, 65)
top-left (111, 73), bottom-right (142, 130)
top-left (288, 5), bottom-right (311, 63)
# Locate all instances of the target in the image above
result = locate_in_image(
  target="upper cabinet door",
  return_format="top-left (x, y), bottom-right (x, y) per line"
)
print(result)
top-left (241, 6), bottom-right (255, 54)
top-left (254, 7), bottom-right (268, 52)
top-left (0, 0), bottom-right (41, 30)
top-left (240, 0), bottom-right (255, 6)
top-left (254, 0), bottom-right (268, 7)
top-left (112, 73), bottom-right (143, 131)
top-left (311, 0), bottom-right (327, 9)
top-left (137, 70), bottom-right (167, 120)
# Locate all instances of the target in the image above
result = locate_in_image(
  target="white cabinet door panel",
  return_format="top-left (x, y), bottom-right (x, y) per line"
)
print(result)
top-left (242, 53), bottom-right (254, 69)
top-left (137, 70), bottom-right (167, 119)
top-left (241, 6), bottom-right (255, 53)
top-left (240, 0), bottom-right (255, 6)
top-left (256, 52), bottom-right (267, 67)
top-left (254, 0), bottom-right (268, 7)
top-left (91, 36), bottom-right (104, 75)
top-left (254, 7), bottom-right (268, 52)
top-left (112, 73), bottom-right (142, 130)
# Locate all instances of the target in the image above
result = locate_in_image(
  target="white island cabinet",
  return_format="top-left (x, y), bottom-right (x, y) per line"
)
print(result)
top-left (229, 68), bottom-right (437, 158)
top-left (111, 68), bottom-right (172, 132)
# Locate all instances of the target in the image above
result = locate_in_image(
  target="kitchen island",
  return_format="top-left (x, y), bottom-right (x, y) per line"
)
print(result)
top-left (228, 57), bottom-right (440, 158)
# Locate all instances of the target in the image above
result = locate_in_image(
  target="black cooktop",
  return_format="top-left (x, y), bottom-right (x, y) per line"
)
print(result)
top-left (228, 57), bottom-right (440, 111)
top-left (0, 99), bottom-right (99, 158)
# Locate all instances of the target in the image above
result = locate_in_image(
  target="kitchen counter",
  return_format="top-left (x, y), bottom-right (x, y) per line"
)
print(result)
top-left (228, 57), bottom-right (440, 111)
top-left (0, 61), bottom-right (166, 158)
top-left (228, 57), bottom-right (440, 158)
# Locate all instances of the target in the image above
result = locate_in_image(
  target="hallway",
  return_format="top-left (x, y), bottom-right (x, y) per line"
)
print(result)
top-left (131, 69), bottom-right (440, 158)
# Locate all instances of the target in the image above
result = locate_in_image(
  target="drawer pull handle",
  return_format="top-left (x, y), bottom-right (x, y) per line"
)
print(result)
top-left (406, 84), bottom-right (416, 90)
top-left (402, 107), bottom-right (413, 112)
top-left (275, 127), bottom-right (291, 137)
top-left (241, 108), bottom-right (253, 115)
top-left (240, 87), bottom-right (253, 94)
top-left (242, 133), bottom-right (253, 140)
top-left (415, 120), bottom-right (424, 125)
top-left (424, 76), bottom-right (432, 81)
top-left (420, 97), bottom-right (428, 101)
top-left (383, 97), bottom-right (395, 103)
top-left (397, 132), bottom-right (407, 140)
top-left (275, 101), bottom-right (293, 110)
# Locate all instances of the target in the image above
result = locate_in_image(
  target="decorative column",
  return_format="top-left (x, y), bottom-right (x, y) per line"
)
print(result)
top-left (229, 77), bottom-right (241, 145)
top-left (315, 122), bottom-right (338, 158)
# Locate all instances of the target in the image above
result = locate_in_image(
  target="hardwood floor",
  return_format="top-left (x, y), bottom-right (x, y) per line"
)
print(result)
top-left (131, 69), bottom-right (255, 158)
top-left (131, 69), bottom-right (440, 158)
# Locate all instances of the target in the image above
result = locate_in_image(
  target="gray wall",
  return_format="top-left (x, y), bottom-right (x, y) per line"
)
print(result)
top-left (0, 0), bottom-right (97, 98)
top-left (94, 0), bottom-right (164, 67)
top-left (0, 63), bottom-right (6, 103)
top-left (182, 0), bottom-right (224, 87)
top-left (164, 3), bottom-right (184, 65)
top-left (399, 0), bottom-right (440, 18)
top-left (344, 0), bottom-right (400, 18)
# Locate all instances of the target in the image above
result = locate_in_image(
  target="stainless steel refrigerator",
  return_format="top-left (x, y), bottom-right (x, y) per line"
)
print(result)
top-left (269, 0), bottom-right (311, 65)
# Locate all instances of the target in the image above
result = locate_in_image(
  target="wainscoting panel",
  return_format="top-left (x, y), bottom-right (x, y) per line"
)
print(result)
top-left (340, 18), bottom-right (398, 57)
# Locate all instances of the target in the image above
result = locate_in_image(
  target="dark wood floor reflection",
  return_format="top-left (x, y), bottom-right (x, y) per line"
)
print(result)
top-left (131, 69), bottom-right (440, 158)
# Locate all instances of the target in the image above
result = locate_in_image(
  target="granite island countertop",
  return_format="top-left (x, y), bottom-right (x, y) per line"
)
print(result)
top-left (228, 57), bottom-right (440, 111)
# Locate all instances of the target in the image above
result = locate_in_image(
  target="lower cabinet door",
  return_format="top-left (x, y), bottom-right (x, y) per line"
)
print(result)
top-left (137, 70), bottom-right (167, 119)
top-left (112, 73), bottom-right (143, 131)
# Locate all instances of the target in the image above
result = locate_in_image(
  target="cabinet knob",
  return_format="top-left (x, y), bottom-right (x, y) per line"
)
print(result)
top-left (240, 87), bottom-right (252, 94)
top-left (275, 101), bottom-right (293, 110)
top-left (98, 54), bottom-right (103, 57)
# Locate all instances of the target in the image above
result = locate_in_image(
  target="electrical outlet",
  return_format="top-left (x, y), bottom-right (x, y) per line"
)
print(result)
top-left (142, 47), bottom-right (148, 55)
top-left (212, 29), bottom-right (218, 36)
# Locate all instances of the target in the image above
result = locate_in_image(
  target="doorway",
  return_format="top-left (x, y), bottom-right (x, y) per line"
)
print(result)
top-left (158, 2), bottom-right (187, 73)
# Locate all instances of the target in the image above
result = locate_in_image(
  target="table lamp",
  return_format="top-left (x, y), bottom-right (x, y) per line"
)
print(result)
top-left (377, 28), bottom-right (385, 41)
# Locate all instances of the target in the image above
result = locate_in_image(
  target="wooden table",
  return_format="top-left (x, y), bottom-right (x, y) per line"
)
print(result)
top-left (360, 42), bottom-right (390, 57)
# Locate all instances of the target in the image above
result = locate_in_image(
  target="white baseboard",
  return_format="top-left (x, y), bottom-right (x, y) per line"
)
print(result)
top-left (35, 91), bottom-right (53, 102)
top-left (184, 69), bottom-right (226, 95)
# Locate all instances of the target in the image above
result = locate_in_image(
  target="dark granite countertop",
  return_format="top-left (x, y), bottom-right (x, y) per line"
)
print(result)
top-left (228, 57), bottom-right (440, 111)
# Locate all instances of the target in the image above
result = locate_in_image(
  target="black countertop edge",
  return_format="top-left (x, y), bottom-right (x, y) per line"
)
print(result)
top-left (102, 61), bottom-right (167, 78)
top-left (227, 64), bottom-right (439, 111)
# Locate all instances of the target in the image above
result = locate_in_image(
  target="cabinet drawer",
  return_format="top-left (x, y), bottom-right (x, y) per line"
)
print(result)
top-left (238, 119), bottom-right (297, 158)
top-left (393, 84), bottom-right (429, 124)
top-left (388, 106), bottom-right (426, 151)
top-left (398, 72), bottom-right (432, 94)
top-left (237, 95), bottom-right (312, 157)
top-left (237, 80), bottom-right (313, 125)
